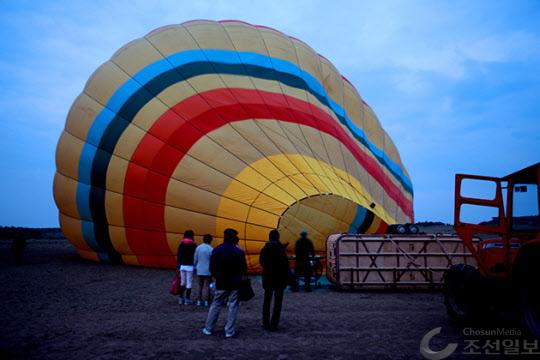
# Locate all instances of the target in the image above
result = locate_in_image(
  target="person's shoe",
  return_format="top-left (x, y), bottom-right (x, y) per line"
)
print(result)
top-left (225, 331), bottom-right (236, 338)
top-left (262, 323), bottom-right (270, 331)
top-left (202, 328), bottom-right (212, 336)
top-left (178, 297), bottom-right (185, 305)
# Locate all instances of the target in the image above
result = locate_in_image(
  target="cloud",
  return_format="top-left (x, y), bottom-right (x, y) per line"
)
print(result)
top-left (315, 2), bottom-right (540, 86)
top-left (460, 30), bottom-right (540, 63)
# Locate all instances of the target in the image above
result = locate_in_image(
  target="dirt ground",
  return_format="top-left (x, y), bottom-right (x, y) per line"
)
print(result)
top-left (0, 239), bottom-right (524, 360)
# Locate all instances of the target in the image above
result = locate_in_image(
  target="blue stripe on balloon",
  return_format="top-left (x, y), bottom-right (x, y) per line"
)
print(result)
top-left (77, 141), bottom-right (100, 250)
top-left (348, 205), bottom-right (367, 233)
top-left (76, 183), bottom-right (93, 221)
top-left (86, 108), bottom-right (117, 147)
top-left (78, 144), bottom-right (96, 185)
top-left (107, 78), bottom-right (143, 114)
top-left (97, 251), bottom-right (110, 262)
top-left (80, 218), bottom-right (102, 252)
top-left (136, 59), bottom-right (175, 85)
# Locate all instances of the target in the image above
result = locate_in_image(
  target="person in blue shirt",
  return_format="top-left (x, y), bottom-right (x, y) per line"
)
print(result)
top-left (194, 234), bottom-right (213, 306)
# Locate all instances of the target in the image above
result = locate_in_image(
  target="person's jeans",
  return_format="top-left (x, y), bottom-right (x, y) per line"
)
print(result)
top-left (197, 276), bottom-right (211, 302)
top-left (204, 289), bottom-right (239, 335)
top-left (263, 287), bottom-right (284, 329)
top-left (295, 265), bottom-right (312, 290)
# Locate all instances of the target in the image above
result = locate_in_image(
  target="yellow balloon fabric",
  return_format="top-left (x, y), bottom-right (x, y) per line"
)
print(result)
top-left (54, 20), bottom-right (413, 272)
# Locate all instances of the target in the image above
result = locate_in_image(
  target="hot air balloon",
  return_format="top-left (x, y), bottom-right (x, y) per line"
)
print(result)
top-left (54, 20), bottom-right (413, 272)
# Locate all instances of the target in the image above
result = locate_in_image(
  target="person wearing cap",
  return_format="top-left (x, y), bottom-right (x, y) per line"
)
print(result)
top-left (202, 228), bottom-right (247, 338)
top-left (294, 230), bottom-right (315, 292)
top-left (259, 229), bottom-right (291, 331)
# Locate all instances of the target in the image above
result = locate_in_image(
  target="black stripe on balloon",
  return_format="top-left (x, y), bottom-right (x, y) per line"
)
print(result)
top-left (88, 61), bottom-right (412, 261)
top-left (357, 210), bottom-right (375, 234)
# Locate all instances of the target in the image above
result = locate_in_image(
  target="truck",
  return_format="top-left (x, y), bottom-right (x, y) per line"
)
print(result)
top-left (445, 162), bottom-right (540, 338)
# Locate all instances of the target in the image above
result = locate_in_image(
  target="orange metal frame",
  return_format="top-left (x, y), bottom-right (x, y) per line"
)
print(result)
top-left (454, 174), bottom-right (507, 276)
top-left (454, 164), bottom-right (540, 277)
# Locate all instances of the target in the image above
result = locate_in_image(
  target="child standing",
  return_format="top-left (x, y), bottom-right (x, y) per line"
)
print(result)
top-left (176, 230), bottom-right (197, 305)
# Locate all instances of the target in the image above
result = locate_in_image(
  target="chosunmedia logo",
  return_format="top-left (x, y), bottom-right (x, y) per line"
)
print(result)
top-left (421, 326), bottom-right (539, 357)
top-left (420, 327), bottom-right (458, 360)
top-left (463, 327), bottom-right (522, 337)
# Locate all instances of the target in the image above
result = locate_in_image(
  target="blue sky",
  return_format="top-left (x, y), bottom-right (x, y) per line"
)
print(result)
top-left (0, 0), bottom-right (539, 227)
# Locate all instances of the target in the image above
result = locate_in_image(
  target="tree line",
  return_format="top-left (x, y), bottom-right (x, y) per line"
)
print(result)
top-left (0, 227), bottom-right (64, 240)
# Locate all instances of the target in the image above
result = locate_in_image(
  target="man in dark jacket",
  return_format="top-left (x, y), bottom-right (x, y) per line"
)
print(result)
top-left (259, 229), bottom-right (290, 331)
top-left (202, 228), bottom-right (247, 338)
top-left (295, 230), bottom-right (315, 292)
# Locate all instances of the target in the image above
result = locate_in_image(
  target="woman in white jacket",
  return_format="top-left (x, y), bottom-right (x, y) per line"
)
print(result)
top-left (194, 234), bottom-right (213, 306)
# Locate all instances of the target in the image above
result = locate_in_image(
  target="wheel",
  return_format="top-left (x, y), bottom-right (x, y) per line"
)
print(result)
top-left (521, 284), bottom-right (540, 339)
top-left (443, 264), bottom-right (481, 323)
top-left (396, 224), bottom-right (407, 234)
top-left (407, 224), bottom-right (419, 234)
top-left (512, 244), bottom-right (540, 339)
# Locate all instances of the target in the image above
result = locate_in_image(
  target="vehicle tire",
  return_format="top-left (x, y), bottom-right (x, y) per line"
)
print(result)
top-left (512, 244), bottom-right (540, 339)
top-left (407, 224), bottom-right (419, 234)
top-left (443, 264), bottom-right (481, 323)
top-left (396, 224), bottom-right (407, 234)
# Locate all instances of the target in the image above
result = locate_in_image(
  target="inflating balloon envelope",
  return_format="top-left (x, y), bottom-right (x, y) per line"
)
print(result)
top-left (54, 20), bottom-right (414, 272)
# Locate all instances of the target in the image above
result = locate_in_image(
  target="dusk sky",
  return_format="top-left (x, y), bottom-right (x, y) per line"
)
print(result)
top-left (1, 0), bottom-right (539, 227)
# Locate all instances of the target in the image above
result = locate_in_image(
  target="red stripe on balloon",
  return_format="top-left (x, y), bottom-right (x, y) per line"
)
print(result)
top-left (375, 221), bottom-right (389, 234)
top-left (123, 88), bottom-right (412, 265)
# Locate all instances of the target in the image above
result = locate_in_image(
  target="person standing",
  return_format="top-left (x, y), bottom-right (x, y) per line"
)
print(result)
top-left (194, 234), bottom-right (213, 306)
top-left (177, 230), bottom-right (197, 305)
top-left (295, 230), bottom-right (315, 292)
top-left (202, 228), bottom-right (247, 338)
top-left (259, 229), bottom-right (291, 331)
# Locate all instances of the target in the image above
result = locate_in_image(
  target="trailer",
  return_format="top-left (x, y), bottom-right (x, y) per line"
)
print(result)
top-left (326, 233), bottom-right (476, 289)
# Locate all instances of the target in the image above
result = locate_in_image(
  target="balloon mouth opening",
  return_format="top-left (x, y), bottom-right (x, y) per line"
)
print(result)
top-left (277, 193), bottom-right (380, 245)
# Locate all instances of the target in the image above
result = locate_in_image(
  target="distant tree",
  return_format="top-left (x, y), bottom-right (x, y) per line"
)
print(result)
top-left (0, 227), bottom-right (64, 240)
